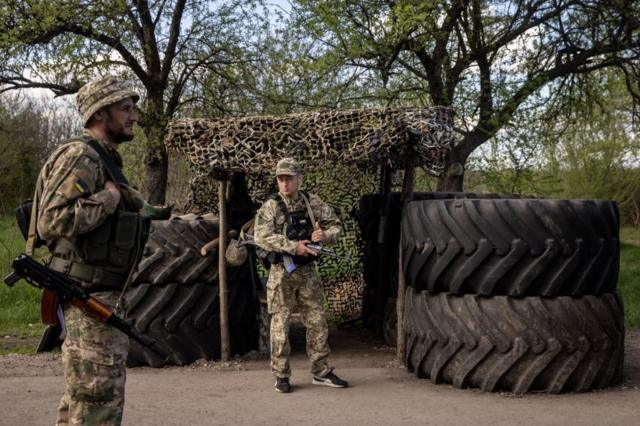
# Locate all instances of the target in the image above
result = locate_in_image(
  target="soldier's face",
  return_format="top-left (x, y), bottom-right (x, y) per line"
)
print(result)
top-left (277, 174), bottom-right (302, 196)
top-left (104, 98), bottom-right (139, 143)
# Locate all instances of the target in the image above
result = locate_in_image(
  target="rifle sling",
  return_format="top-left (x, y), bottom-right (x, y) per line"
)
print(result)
top-left (25, 176), bottom-right (42, 256)
top-left (86, 140), bottom-right (129, 186)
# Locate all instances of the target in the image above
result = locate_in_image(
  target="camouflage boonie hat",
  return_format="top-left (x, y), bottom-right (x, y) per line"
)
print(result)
top-left (275, 157), bottom-right (303, 176)
top-left (76, 76), bottom-right (140, 127)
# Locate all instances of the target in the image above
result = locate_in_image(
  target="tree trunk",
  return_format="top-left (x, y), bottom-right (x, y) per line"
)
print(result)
top-left (436, 171), bottom-right (464, 192)
top-left (145, 144), bottom-right (168, 205)
top-left (436, 148), bottom-right (465, 192)
top-left (143, 101), bottom-right (169, 205)
top-left (436, 131), bottom-right (489, 192)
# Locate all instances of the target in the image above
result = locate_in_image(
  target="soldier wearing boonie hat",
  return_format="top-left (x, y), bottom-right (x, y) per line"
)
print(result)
top-left (253, 157), bottom-right (349, 393)
top-left (76, 76), bottom-right (140, 127)
top-left (33, 76), bottom-right (145, 425)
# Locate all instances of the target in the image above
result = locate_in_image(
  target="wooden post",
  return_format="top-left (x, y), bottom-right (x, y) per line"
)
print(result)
top-left (218, 179), bottom-right (230, 361)
top-left (374, 168), bottom-right (392, 336)
top-left (397, 163), bottom-right (415, 362)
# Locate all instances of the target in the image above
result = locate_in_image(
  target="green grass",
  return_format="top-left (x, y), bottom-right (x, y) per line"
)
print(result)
top-left (620, 226), bottom-right (640, 243)
top-left (0, 215), bottom-right (45, 338)
top-left (619, 230), bottom-right (640, 328)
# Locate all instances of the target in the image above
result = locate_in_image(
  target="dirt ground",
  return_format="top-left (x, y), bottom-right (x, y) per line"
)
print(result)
top-left (0, 328), bottom-right (638, 426)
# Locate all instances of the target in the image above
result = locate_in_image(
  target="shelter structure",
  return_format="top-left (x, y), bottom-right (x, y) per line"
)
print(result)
top-left (164, 106), bottom-right (455, 348)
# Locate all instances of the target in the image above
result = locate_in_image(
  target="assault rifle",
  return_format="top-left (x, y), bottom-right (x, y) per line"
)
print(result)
top-left (4, 254), bottom-right (168, 359)
top-left (240, 233), bottom-right (350, 273)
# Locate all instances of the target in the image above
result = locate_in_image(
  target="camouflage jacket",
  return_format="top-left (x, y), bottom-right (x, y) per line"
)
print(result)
top-left (254, 192), bottom-right (341, 255)
top-left (36, 129), bottom-right (120, 242)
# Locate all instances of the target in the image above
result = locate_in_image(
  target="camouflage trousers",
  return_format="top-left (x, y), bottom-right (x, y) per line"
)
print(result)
top-left (56, 292), bottom-right (129, 426)
top-left (267, 264), bottom-right (332, 378)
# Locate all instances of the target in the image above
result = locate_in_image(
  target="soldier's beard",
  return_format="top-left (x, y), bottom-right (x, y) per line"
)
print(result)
top-left (107, 130), bottom-right (134, 144)
top-left (105, 117), bottom-right (135, 144)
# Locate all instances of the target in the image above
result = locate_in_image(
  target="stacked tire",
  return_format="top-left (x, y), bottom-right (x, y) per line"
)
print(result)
top-left (402, 198), bottom-right (624, 393)
top-left (124, 217), bottom-right (257, 367)
top-left (358, 192), bottom-right (504, 341)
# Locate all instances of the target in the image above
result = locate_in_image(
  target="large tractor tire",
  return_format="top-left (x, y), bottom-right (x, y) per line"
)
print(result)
top-left (404, 289), bottom-right (625, 394)
top-left (402, 199), bottom-right (619, 296)
top-left (133, 218), bottom-right (220, 285)
top-left (125, 282), bottom-right (220, 367)
top-left (358, 192), bottom-right (508, 333)
top-left (125, 269), bottom-right (256, 367)
top-left (126, 218), bottom-right (257, 367)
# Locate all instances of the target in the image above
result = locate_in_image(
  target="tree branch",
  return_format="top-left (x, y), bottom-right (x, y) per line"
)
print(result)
top-left (135, 0), bottom-right (162, 86)
top-left (161, 0), bottom-right (186, 88)
top-left (27, 21), bottom-right (148, 83)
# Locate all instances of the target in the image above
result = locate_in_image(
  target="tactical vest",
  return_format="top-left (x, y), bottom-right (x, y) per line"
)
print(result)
top-left (45, 135), bottom-right (149, 291)
top-left (257, 192), bottom-right (316, 268)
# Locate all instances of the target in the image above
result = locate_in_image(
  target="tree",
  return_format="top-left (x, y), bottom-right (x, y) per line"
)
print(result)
top-left (541, 69), bottom-right (640, 222)
top-left (293, 0), bottom-right (640, 190)
top-left (0, 93), bottom-right (78, 213)
top-left (0, 0), bottom-right (264, 203)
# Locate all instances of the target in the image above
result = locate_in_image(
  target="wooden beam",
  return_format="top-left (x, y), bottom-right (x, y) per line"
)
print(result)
top-left (218, 179), bottom-right (230, 361)
top-left (397, 163), bottom-right (415, 362)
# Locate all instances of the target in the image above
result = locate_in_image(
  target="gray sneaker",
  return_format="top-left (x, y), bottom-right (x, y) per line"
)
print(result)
top-left (275, 377), bottom-right (291, 393)
top-left (312, 372), bottom-right (348, 388)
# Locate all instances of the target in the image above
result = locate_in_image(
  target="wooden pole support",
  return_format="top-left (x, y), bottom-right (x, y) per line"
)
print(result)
top-left (397, 163), bottom-right (415, 362)
top-left (218, 180), bottom-right (230, 361)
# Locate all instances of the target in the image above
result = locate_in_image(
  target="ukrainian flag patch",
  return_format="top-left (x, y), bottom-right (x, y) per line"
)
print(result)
top-left (74, 179), bottom-right (90, 194)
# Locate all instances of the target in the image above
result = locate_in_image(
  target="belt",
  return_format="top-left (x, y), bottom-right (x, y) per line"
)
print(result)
top-left (47, 256), bottom-right (126, 289)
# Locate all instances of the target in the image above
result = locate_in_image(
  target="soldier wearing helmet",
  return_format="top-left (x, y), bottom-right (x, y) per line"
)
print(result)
top-left (253, 157), bottom-right (349, 393)
top-left (36, 75), bottom-right (144, 425)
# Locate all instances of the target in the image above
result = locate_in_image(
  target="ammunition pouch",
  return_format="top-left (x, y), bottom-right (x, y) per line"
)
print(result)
top-left (77, 210), bottom-right (144, 269)
top-left (285, 209), bottom-right (315, 267)
top-left (50, 210), bottom-right (149, 290)
top-left (255, 193), bottom-right (317, 269)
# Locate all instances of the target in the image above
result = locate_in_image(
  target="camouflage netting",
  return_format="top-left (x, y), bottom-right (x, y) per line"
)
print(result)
top-left (165, 107), bottom-right (454, 321)
top-left (165, 107), bottom-right (454, 177)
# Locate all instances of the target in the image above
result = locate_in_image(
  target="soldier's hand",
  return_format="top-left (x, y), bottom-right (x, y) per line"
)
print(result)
top-left (311, 222), bottom-right (326, 243)
top-left (295, 240), bottom-right (318, 257)
top-left (120, 183), bottom-right (143, 200)
top-left (105, 181), bottom-right (121, 205)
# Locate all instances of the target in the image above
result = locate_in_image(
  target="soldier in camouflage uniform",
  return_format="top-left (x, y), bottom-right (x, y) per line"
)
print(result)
top-left (36, 76), bottom-right (144, 425)
top-left (254, 158), bottom-right (349, 393)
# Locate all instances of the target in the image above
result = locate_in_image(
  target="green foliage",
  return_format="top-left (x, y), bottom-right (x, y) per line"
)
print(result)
top-left (469, 69), bottom-right (640, 220)
top-left (1, 0), bottom-right (270, 203)
top-left (0, 216), bottom-right (44, 338)
top-left (539, 72), bottom-right (640, 221)
top-left (290, 0), bottom-right (640, 189)
top-left (0, 94), bottom-right (79, 214)
top-left (619, 240), bottom-right (640, 328)
top-left (620, 227), bottom-right (640, 243)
